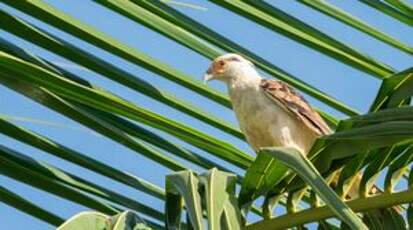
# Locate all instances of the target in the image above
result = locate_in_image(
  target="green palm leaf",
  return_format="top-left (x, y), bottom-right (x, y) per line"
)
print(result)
top-left (0, 0), bottom-right (231, 107)
top-left (0, 51), bottom-right (252, 169)
top-left (0, 146), bottom-right (119, 215)
top-left (1, 0), bottom-right (412, 229)
top-left (0, 185), bottom-right (65, 226)
top-left (361, 0), bottom-right (413, 26)
top-left (0, 11), bottom-right (243, 139)
top-left (211, 0), bottom-right (395, 78)
top-left (298, 0), bottom-right (413, 55)
top-left (96, 0), bottom-right (355, 117)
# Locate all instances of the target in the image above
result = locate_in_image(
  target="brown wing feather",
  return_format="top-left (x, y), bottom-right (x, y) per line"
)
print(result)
top-left (260, 79), bottom-right (331, 136)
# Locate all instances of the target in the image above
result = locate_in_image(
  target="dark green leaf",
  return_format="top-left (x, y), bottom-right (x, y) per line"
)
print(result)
top-left (359, 147), bottom-right (395, 197)
top-left (385, 145), bottom-right (413, 192)
top-left (382, 208), bottom-right (407, 230)
top-left (0, 38), bottom-right (238, 175)
top-left (0, 117), bottom-right (165, 200)
top-left (260, 147), bottom-right (367, 229)
top-left (363, 210), bottom-right (384, 230)
top-left (408, 166), bottom-right (413, 228)
top-left (100, 0), bottom-right (352, 118)
top-left (0, 51), bottom-right (252, 169)
top-left (298, 0), bottom-right (413, 55)
top-left (336, 151), bottom-right (369, 198)
top-left (384, 0), bottom-right (413, 16)
top-left (0, 146), bottom-right (119, 215)
top-left (166, 170), bottom-right (204, 230)
top-left (211, 0), bottom-right (395, 78)
top-left (312, 121), bottom-right (413, 174)
top-left (0, 16), bottom-right (243, 140)
top-left (361, 0), bottom-right (413, 26)
top-left (165, 192), bottom-right (182, 230)
top-left (408, 203), bottom-right (413, 229)
top-left (238, 152), bottom-right (289, 208)
top-left (347, 106), bottom-right (413, 127)
top-left (0, 1), bottom-right (231, 108)
top-left (246, 187), bottom-right (413, 230)
top-left (0, 185), bottom-right (64, 226)
top-left (370, 67), bottom-right (413, 111)
top-left (0, 144), bottom-right (164, 221)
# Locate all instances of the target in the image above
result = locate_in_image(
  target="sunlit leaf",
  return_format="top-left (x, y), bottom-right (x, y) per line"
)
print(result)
top-left (57, 211), bottom-right (155, 230)
top-left (165, 170), bottom-right (203, 230)
top-left (199, 168), bottom-right (242, 230)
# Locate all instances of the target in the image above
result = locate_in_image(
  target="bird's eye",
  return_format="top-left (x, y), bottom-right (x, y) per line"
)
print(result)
top-left (229, 57), bottom-right (241, 62)
top-left (218, 60), bottom-right (225, 66)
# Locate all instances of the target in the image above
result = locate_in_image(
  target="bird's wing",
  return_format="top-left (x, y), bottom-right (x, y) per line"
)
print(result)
top-left (260, 79), bottom-right (331, 136)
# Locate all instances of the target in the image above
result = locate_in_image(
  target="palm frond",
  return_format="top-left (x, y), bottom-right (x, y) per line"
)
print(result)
top-left (0, 0), bottom-right (412, 228)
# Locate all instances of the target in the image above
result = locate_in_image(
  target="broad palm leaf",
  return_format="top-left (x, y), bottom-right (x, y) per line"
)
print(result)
top-left (0, 0), bottom-right (412, 229)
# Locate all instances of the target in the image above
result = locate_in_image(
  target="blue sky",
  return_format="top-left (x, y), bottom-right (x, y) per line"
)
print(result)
top-left (0, 0), bottom-right (412, 229)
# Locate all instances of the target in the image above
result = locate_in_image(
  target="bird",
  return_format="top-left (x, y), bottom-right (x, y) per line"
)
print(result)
top-left (203, 53), bottom-right (388, 201)
top-left (203, 54), bottom-right (402, 221)
top-left (204, 53), bottom-right (331, 155)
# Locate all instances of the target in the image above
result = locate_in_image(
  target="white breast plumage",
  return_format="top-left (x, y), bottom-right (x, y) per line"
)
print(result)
top-left (204, 53), bottom-right (328, 155)
top-left (229, 80), bottom-right (318, 154)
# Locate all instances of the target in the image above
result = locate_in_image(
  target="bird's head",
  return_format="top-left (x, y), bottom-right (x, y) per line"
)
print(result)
top-left (203, 53), bottom-right (256, 84)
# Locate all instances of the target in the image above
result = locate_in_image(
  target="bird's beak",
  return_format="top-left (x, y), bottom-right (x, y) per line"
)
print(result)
top-left (203, 66), bottom-right (215, 84)
top-left (203, 73), bottom-right (214, 84)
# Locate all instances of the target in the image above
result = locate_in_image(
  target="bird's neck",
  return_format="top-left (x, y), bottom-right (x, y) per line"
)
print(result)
top-left (226, 69), bottom-right (262, 107)
top-left (227, 69), bottom-right (262, 92)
